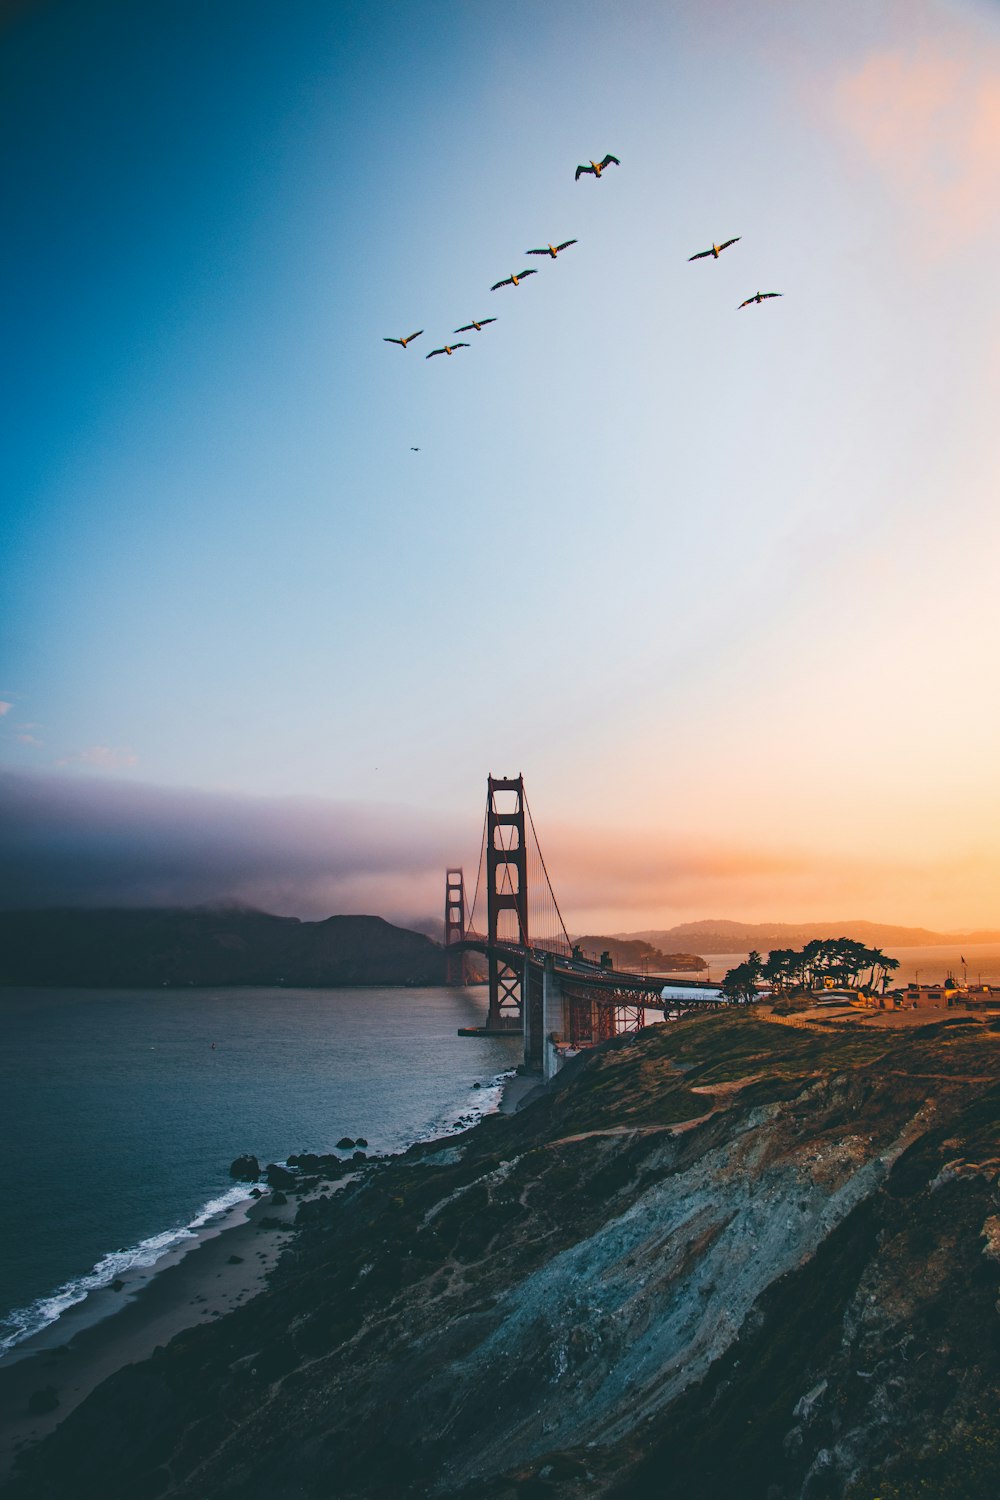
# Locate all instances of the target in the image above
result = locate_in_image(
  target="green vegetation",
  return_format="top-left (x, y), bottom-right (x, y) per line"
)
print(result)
top-left (721, 937), bottom-right (900, 1002)
top-left (719, 949), bottom-right (763, 1003)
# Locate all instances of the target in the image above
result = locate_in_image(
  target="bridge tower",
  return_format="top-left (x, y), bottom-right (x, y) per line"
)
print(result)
top-left (486, 774), bottom-right (528, 1030)
top-left (443, 867), bottom-right (468, 986)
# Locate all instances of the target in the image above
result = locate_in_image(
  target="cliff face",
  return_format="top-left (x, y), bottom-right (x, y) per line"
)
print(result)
top-left (0, 908), bottom-right (448, 987)
top-left (12, 1012), bottom-right (1000, 1500)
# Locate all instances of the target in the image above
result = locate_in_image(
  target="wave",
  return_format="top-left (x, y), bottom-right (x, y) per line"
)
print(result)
top-left (432, 1069), bottom-right (514, 1139)
top-left (0, 1067), bottom-right (512, 1358)
top-left (0, 1182), bottom-right (254, 1356)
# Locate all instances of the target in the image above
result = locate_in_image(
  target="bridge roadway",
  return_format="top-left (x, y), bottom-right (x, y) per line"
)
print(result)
top-left (456, 936), bottom-right (721, 1005)
top-left (455, 936), bottom-right (723, 1078)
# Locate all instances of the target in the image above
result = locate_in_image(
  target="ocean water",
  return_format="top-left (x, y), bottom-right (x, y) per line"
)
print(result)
top-left (0, 985), bottom-right (520, 1354)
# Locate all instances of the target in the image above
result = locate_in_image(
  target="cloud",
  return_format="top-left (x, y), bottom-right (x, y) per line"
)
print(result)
top-left (0, 771), bottom-right (469, 923)
top-left (0, 702), bottom-right (12, 716)
top-left (831, 34), bottom-right (1000, 254)
top-left (0, 771), bottom-right (984, 933)
top-left (56, 745), bottom-right (138, 771)
top-left (15, 733), bottom-right (42, 747)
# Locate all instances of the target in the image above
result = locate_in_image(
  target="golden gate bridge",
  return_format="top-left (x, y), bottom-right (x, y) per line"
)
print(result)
top-left (444, 775), bottom-right (722, 1080)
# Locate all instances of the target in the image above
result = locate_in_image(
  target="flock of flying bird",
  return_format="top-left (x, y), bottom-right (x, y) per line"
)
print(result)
top-left (383, 152), bottom-right (783, 365)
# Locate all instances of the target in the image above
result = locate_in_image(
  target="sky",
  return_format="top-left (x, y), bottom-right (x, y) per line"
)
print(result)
top-left (3, 0), bottom-right (1000, 933)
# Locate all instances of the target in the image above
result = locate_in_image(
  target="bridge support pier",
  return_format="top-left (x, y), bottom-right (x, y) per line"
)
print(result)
top-left (541, 955), bottom-right (565, 1081)
top-left (522, 955), bottom-right (544, 1070)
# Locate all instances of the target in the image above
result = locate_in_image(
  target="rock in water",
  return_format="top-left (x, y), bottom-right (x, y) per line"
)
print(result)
top-left (229, 1154), bottom-right (260, 1182)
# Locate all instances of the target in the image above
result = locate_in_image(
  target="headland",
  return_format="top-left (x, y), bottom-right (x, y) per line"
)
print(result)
top-left (7, 1008), bottom-right (1000, 1499)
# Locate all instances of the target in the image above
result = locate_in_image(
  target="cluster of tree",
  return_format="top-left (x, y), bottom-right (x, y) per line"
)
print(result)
top-left (719, 938), bottom-right (900, 1005)
top-left (719, 952), bottom-right (765, 1004)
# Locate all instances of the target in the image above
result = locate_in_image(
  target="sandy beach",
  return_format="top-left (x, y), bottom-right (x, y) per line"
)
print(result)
top-left (0, 1184), bottom-right (306, 1483)
top-left (0, 1071), bottom-right (542, 1485)
top-left (498, 1070), bottom-right (545, 1114)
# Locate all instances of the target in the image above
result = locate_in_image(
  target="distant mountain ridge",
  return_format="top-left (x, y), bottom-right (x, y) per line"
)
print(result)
top-left (0, 908), bottom-right (450, 988)
top-left (618, 918), bottom-right (1000, 954)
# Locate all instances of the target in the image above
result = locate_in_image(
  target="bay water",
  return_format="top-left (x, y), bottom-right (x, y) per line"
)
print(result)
top-left (0, 985), bottom-right (520, 1354)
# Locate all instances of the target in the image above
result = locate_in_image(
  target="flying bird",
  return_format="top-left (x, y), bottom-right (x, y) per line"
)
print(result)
top-left (425, 343), bottom-right (470, 358)
top-left (410, 447), bottom-right (420, 451)
top-left (575, 154), bottom-right (619, 180)
top-left (490, 269), bottom-right (538, 290)
top-left (688, 237), bottom-right (741, 261)
top-left (383, 330), bottom-right (423, 348)
top-left (454, 318), bottom-right (496, 333)
top-left (526, 239), bottom-right (577, 259)
top-left (737, 292), bottom-right (783, 309)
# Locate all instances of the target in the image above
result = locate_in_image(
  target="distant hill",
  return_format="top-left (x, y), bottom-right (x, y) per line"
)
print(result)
top-left (619, 918), bottom-right (1000, 954)
top-left (572, 935), bottom-right (705, 972)
top-left (0, 908), bottom-right (452, 988)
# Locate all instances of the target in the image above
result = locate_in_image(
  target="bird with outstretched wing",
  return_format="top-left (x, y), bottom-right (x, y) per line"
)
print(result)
top-left (490, 269), bottom-right (538, 290)
top-left (575, 154), bottom-right (619, 180)
top-left (688, 237), bottom-right (741, 261)
top-left (454, 318), bottom-right (497, 333)
top-left (383, 330), bottom-right (423, 348)
top-left (526, 240), bottom-right (577, 259)
top-left (737, 292), bottom-right (783, 309)
top-left (425, 343), bottom-right (470, 358)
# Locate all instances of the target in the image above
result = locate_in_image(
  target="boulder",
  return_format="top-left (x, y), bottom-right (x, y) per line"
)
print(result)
top-left (229, 1154), bottom-right (261, 1182)
top-left (265, 1163), bottom-right (297, 1190)
top-left (355, 1137), bottom-right (368, 1148)
top-left (270, 1190), bottom-right (288, 1206)
top-left (336, 1137), bottom-right (355, 1150)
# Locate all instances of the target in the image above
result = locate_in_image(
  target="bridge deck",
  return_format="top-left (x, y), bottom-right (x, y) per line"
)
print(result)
top-left (454, 936), bottom-right (721, 1008)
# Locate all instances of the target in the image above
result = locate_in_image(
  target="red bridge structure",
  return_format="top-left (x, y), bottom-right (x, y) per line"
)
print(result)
top-left (446, 774), bottom-right (722, 1079)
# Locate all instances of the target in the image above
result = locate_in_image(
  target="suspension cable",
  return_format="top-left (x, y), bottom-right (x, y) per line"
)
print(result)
top-left (465, 802), bottom-right (488, 937)
top-left (525, 790), bottom-right (572, 953)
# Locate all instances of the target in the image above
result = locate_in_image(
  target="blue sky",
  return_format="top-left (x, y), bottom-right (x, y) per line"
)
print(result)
top-left (4, 0), bottom-right (1000, 929)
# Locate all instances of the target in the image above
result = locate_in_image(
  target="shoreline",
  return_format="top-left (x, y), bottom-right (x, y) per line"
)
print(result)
top-left (0, 1187), bottom-right (303, 1481)
top-left (0, 1067), bottom-right (540, 1483)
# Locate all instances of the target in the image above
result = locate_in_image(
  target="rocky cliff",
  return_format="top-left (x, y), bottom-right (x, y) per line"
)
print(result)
top-left (10, 1011), bottom-right (1000, 1499)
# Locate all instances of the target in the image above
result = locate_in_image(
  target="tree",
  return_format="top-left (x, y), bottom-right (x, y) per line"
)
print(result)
top-left (720, 951), bottom-right (763, 1005)
top-left (759, 937), bottom-right (900, 996)
top-left (762, 948), bottom-right (795, 994)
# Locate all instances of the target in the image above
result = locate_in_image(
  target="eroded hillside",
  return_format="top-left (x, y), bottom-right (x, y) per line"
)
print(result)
top-left (10, 1012), bottom-right (1000, 1500)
